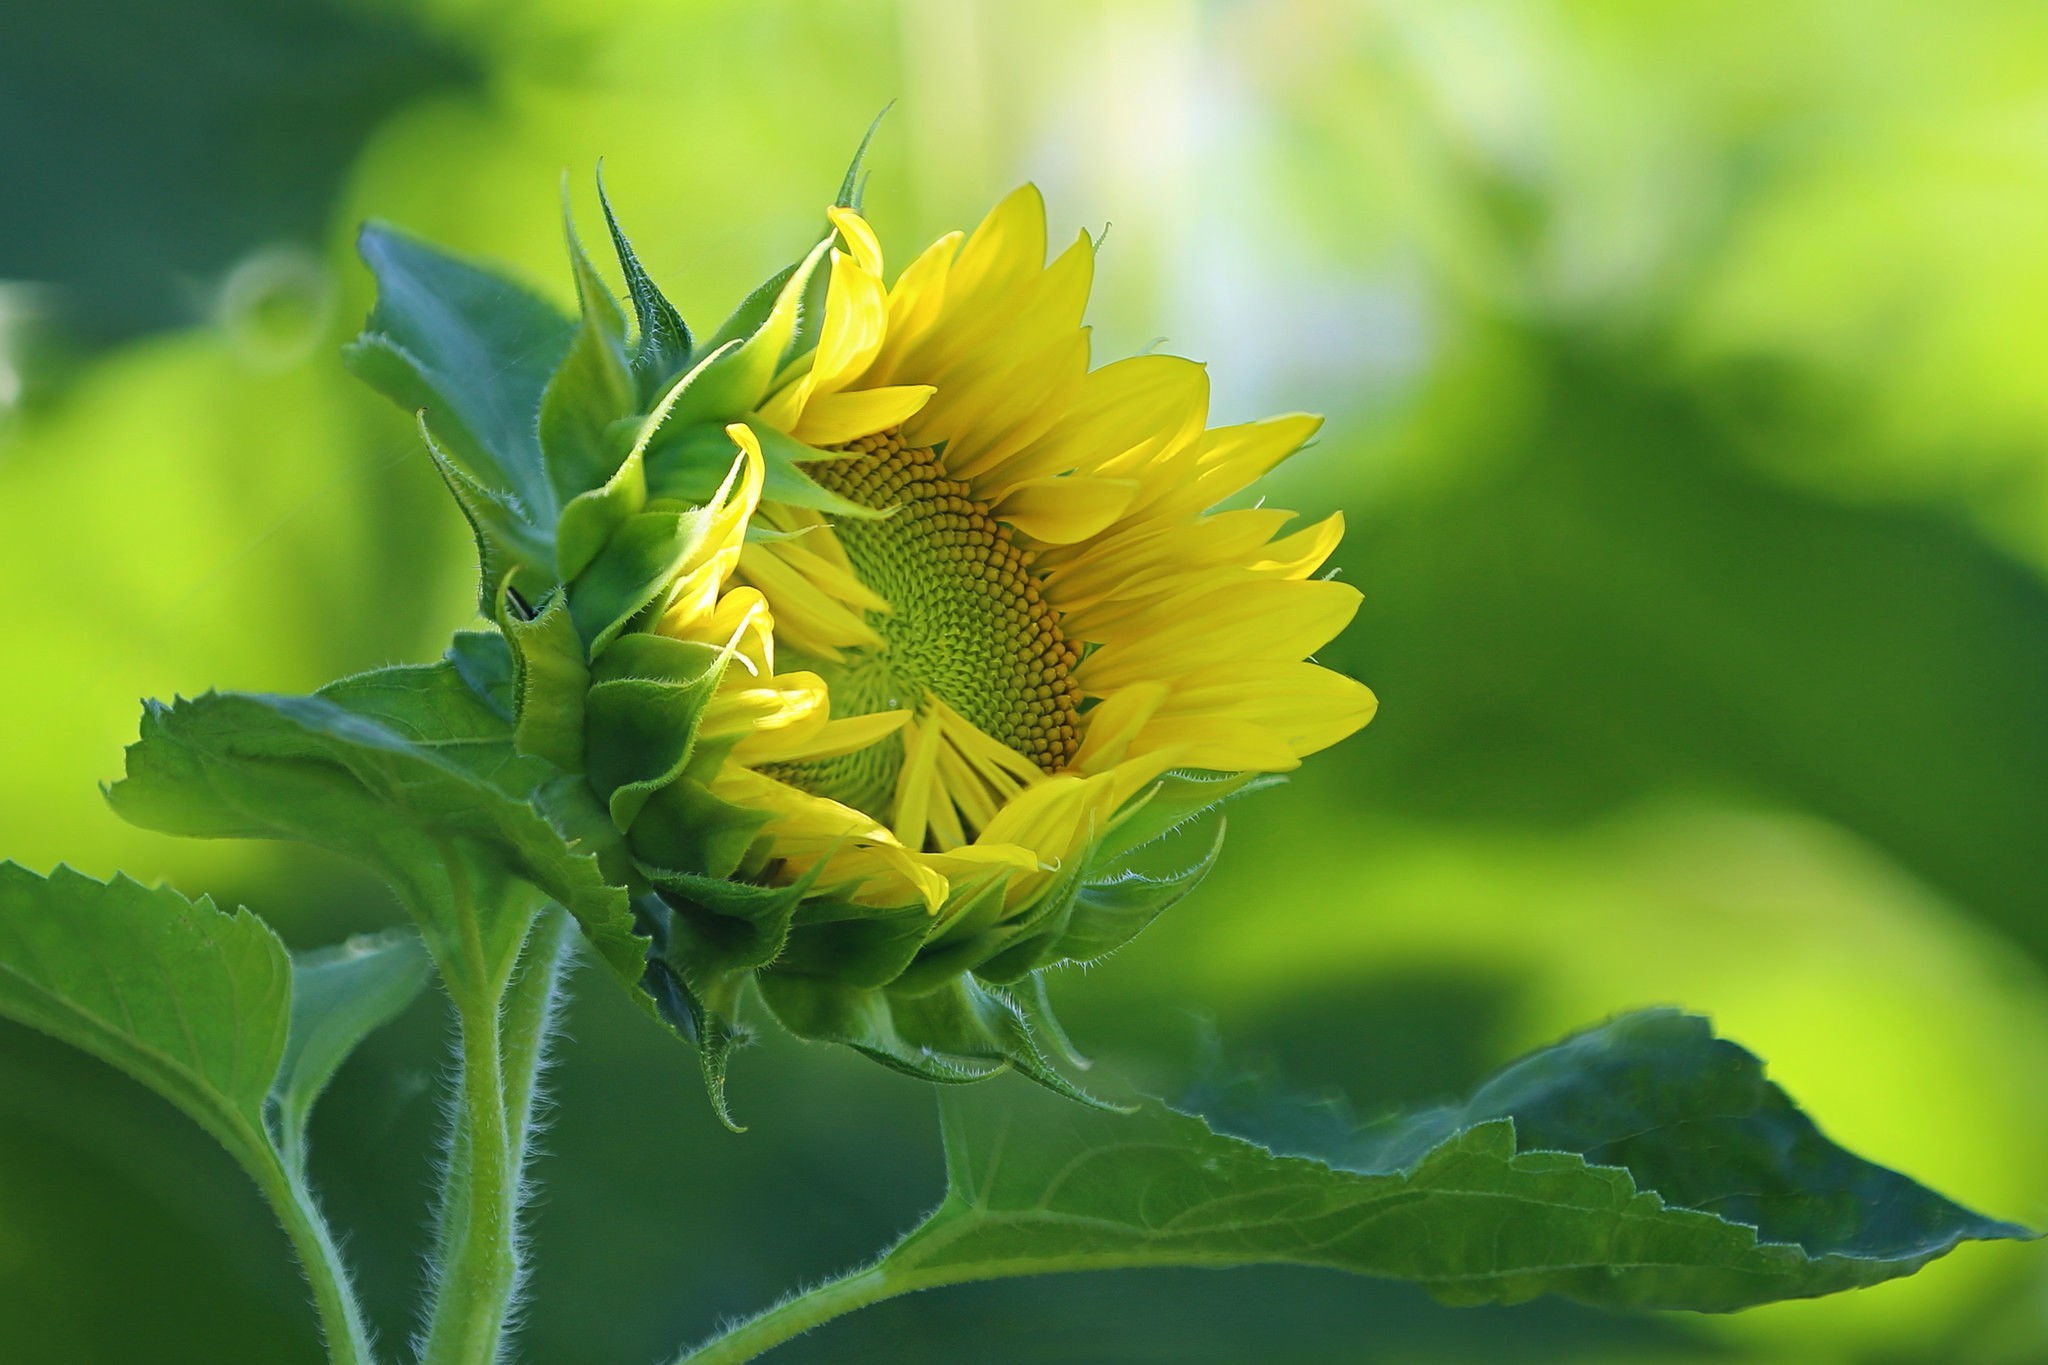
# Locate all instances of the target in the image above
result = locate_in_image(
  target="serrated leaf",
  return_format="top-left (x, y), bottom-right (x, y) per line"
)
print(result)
top-left (107, 664), bottom-right (645, 1008)
top-left (0, 862), bottom-right (290, 1160)
top-left (871, 1011), bottom-right (2030, 1316)
top-left (0, 864), bottom-right (376, 1362)
top-left (272, 928), bottom-right (431, 1174)
top-left (346, 223), bottom-right (573, 525)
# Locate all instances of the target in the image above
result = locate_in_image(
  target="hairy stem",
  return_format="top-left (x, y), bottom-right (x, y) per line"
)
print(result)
top-left (673, 1266), bottom-right (901, 1365)
top-left (421, 981), bottom-right (515, 1364)
top-left (249, 1146), bottom-right (378, 1365)
top-left (418, 855), bottom-right (572, 1365)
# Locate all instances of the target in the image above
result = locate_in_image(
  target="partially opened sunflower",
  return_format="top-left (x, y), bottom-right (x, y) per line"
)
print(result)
top-left (352, 173), bottom-right (1376, 1106)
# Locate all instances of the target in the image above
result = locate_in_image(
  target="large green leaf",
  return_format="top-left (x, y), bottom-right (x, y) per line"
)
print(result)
top-left (682, 1010), bottom-right (2030, 1361)
top-left (0, 862), bottom-right (290, 1161)
top-left (272, 927), bottom-right (433, 1175)
top-left (901, 1011), bottom-right (2027, 1310)
top-left (107, 660), bottom-right (643, 1004)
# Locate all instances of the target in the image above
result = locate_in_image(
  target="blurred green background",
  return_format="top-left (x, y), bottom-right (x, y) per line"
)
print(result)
top-left (5, 0), bottom-right (2048, 1360)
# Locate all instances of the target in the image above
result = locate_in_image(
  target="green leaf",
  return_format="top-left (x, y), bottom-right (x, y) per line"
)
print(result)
top-left (679, 1009), bottom-right (2032, 1364)
top-left (107, 664), bottom-right (644, 1008)
top-left (346, 223), bottom-right (574, 525)
top-left (0, 864), bottom-right (378, 1364)
top-left (0, 862), bottom-right (290, 1159)
top-left (896, 1010), bottom-right (2030, 1313)
top-left (272, 928), bottom-right (432, 1174)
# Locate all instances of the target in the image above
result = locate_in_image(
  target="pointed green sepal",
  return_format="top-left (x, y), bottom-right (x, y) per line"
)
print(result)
top-left (596, 168), bottom-right (693, 400)
top-left (504, 590), bottom-right (590, 772)
top-left (537, 201), bottom-right (637, 509)
top-left (418, 414), bottom-right (557, 609)
top-left (675, 238), bottom-right (830, 424)
top-left (582, 633), bottom-right (727, 830)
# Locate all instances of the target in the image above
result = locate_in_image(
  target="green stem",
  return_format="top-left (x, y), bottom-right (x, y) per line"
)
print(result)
top-left (249, 1146), bottom-right (378, 1365)
top-left (502, 904), bottom-right (574, 1171)
top-left (418, 859), bottom-right (570, 1365)
top-left (421, 975), bottom-right (516, 1365)
top-left (673, 1265), bottom-right (902, 1365)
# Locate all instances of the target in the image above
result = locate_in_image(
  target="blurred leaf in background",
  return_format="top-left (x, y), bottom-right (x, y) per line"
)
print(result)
top-left (5, 1), bottom-right (2048, 1363)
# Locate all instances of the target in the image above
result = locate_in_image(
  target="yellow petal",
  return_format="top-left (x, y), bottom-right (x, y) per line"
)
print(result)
top-left (993, 475), bottom-right (1140, 545)
top-left (789, 384), bottom-right (935, 446)
top-left (1251, 511), bottom-right (1345, 580)
top-left (827, 206), bottom-right (884, 276)
top-left (738, 540), bottom-right (886, 654)
top-left (1070, 681), bottom-right (1166, 772)
top-left (1001, 354), bottom-right (1209, 488)
top-left (1075, 578), bottom-right (1364, 691)
top-left (737, 706), bottom-right (909, 764)
top-left (807, 250), bottom-right (890, 396)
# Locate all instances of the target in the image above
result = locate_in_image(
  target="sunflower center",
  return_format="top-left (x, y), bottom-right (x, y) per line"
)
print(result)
top-left (775, 429), bottom-right (1082, 819)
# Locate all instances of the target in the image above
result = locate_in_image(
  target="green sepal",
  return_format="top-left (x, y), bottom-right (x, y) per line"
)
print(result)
top-left (751, 423), bottom-right (892, 519)
top-left (755, 971), bottom-right (1121, 1109)
top-left (565, 502), bottom-right (716, 656)
top-left (671, 238), bottom-right (829, 425)
top-left (418, 414), bottom-right (557, 609)
top-left (346, 223), bottom-right (573, 524)
top-left (596, 169), bottom-right (693, 401)
top-left (644, 865), bottom-right (817, 1013)
top-left (887, 873), bottom-right (1015, 994)
top-left (835, 103), bottom-right (892, 211)
top-left (556, 336), bottom-right (751, 585)
top-left (1002, 809), bottom-right (1227, 975)
top-left (554, 443), bottom-right (648, 586)
top-left (537, 204), bottom-right (636, 510)
top-left (934, 770), bottom-right (1271, 985)
top-left (504, 591), bottom-right (589, 772)
top-left (625, 777), bottom-right (769, 881)
top-left (775, 898), bottom-right (936, 990)
top-left (644, 419), bottom-right (885, 522)
top-left (583, 633), bottom-right (726, 829)
top-left (1096, 770), bottom-right (1281, 866)
top-left (640, 953), bottom-right (749, 1132)
top-left (705, 264), bottom-right (794, 354)
top-left (446, 629), bottom-right (516, 720)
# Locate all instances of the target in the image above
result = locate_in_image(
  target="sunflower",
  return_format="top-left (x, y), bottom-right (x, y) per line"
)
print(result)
top-left (650, 186), bottom-right (1376, 922)
top-left (352, 171), bottom-right (1377, 1101)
